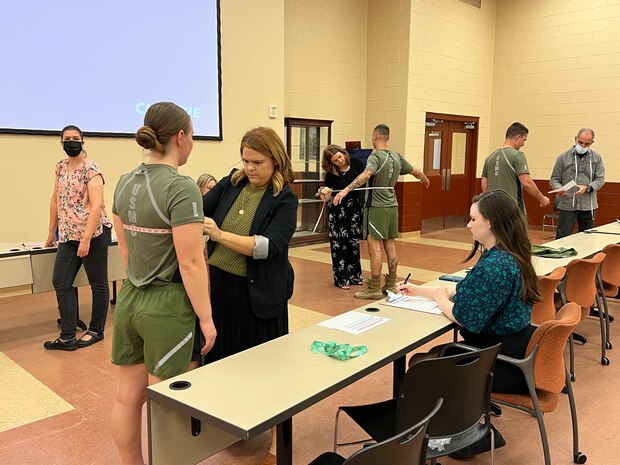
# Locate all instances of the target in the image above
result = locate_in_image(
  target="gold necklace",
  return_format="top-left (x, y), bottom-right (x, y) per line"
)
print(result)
top-left (238, 188), bottom-right (251, 215)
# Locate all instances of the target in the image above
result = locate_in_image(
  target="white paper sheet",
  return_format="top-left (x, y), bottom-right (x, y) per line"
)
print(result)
top-left (317, 311), bottom-right (391, 335)
top-left (383, 292), bottom-right (442, 314)
top-left (548, 180), bottom-right (577, 194)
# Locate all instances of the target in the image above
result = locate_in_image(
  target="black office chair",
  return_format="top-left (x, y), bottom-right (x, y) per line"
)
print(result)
top-left (309, 398), bottom-right (442, 465)
top-left (542, 195), bottom-right (561, 236)
top-left (333, 344), bottom-right (501, 465)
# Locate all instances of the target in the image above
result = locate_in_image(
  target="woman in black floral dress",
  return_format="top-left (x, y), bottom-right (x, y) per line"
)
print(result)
top-left (318, 145), bottom-right (365, 289)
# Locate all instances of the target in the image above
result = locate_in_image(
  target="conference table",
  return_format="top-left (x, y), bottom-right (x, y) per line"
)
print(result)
top-left (0, 240), bottom-right (125, 297)
top-left (146, 304), bottom-right (455, 465)
top-left (0, 243), bottom-right (32, 290)
top-left (532, 221), bottom-right (620, 276)
top-left (145, 221), bottom-right (620, 465)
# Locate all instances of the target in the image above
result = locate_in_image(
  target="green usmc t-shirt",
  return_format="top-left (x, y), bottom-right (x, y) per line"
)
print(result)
top-left (482, 147), bottom-right (529, 212)
top-left (366, 149), bottom-right (413, 207)
top-left (112, 164), bottom-right (204, 288)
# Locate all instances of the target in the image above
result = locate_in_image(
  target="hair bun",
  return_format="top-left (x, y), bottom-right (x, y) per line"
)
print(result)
top-left (135, 125), bottom-right (158, 150)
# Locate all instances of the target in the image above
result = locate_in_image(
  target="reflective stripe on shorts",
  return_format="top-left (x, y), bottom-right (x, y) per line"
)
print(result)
top-left (153, 331), bottom-right (193, 373)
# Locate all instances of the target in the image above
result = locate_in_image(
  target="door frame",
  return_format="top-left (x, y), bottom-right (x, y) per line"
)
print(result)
top-left (422, 112), bottom-right (479, 233)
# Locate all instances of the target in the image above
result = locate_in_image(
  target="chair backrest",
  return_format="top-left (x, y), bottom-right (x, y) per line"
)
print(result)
top-left (601, 244), bottom-right (620, 287)
top-left (543, 196), bottom-right (560, 216)
top-left (562, 252), bottom-right (605, 318)
top-left (344, 398), bottom-right (443, 465)
top-left (531, 267), bottom-right (566, 325)
top-left (526, 302), bottom-right (581, 394)
top-left (395, 344), bottom-right (501, 438)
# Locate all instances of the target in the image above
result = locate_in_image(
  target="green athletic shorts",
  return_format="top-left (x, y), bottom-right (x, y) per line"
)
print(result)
top-left (364, 206), bottom-right (399, 240)
top-left (112, 281), bottom-right (196, 379)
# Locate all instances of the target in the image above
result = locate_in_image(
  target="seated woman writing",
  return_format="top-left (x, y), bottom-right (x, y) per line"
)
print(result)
top-left (398, 189), bottom-right (540, 395)
top-left (397, 189), bottom-right (541, 457)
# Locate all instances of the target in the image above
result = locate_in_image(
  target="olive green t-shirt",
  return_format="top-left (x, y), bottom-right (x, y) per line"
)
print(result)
top-left (112, 164), bottom-right (204, 287)
top-left (366, 149), bottom-right (413, 207)
top-left (482, 147), bottom-right (529, 212)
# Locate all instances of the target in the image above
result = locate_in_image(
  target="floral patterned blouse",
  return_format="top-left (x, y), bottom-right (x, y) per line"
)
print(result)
top-left (452, 247), bottom-right (532, 336)
top-left (55, 158), bottom-right (112, 243)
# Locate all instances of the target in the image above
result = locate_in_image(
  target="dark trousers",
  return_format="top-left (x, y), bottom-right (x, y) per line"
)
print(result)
top-left (556, 209), bottom-right (595, 239)
top-left (53, 227), bottom-right (111, 339)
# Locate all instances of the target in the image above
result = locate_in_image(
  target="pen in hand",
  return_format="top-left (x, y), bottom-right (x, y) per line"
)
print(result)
top-left (397, 273), bottom-right (412, 295)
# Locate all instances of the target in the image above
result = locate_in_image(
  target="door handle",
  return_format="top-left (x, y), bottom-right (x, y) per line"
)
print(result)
top-left (446, 169), bottom-right (451, 190)
top-left (441, 169), bottom-right (446, 190)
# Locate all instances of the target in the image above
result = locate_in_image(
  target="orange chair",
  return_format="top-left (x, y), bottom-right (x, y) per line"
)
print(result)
top-left (531, 267), bottom-right (566, 325)
top-left (596, 243), bottom-right (620, 351)
top-left (558, 252), bottom-right (607, 380)
top-left (492, 303), bottom-right (587, 465)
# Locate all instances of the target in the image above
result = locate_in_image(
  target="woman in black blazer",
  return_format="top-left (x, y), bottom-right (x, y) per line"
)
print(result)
top-left (201, 127), bottom-right (298, 465)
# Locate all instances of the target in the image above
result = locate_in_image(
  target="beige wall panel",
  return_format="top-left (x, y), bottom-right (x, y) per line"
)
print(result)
top-left (284, 0), bottom-right (368, 145)
top-left (366, 0), bottom-right (411, 151)
top-left (405, 0), bottom-right (496, 175)
top-left (491, 0), bottom-right (620, 181)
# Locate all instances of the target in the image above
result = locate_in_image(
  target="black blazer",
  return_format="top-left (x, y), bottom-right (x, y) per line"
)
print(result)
top-left (203, 171), bottom-right (298, 319)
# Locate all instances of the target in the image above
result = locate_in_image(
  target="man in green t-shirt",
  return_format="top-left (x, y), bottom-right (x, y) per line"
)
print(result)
top-left (481, 122), bottom-right (549, 213)
top-left (334, 124), bottom-right (430, 299)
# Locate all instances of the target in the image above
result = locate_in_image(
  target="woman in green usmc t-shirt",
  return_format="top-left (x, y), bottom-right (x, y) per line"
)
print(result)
top-left (110, 102), bottom-right (217, 465)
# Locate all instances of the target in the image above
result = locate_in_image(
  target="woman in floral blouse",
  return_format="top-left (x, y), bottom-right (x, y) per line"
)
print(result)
top-left (398, 189), bottom-right (540, 394)
top-left (43, 125), bottom-right (112, 351)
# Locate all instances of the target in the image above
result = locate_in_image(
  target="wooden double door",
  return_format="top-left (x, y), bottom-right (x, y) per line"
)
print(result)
top-left (421, 116), bottom-right (478, 234)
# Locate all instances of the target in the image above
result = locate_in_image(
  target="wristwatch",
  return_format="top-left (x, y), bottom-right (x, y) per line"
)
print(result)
top-left (586, 185), bottom-right (593, 193)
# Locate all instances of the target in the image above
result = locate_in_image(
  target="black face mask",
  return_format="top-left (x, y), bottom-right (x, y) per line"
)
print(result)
top-left (63, 140), bottom-right (83, 157)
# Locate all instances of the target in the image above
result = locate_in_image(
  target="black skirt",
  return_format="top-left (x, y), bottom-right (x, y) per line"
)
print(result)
top-left (202, 265), bottom-right (288, 364)
top-left (460, 325), bottom-right (537, 394)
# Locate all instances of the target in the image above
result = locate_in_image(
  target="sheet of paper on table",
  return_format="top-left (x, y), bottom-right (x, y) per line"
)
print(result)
top-left (384, 291), bottom-right (442, 315)
top-left (317, 310), bottom-right (391, 335)
top-left (548, 180), bottom-right (577, 194)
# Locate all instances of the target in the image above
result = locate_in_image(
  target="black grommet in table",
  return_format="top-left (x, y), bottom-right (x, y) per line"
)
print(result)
top-left (169, 380), bottom-right (191, 390)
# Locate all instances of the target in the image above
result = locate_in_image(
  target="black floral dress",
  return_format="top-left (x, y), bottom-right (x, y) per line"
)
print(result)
top-left (324, 157), bottom-right (365, 288)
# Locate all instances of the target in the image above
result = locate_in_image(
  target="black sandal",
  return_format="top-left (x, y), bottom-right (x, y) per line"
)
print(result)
top-left (77, 331), bottom-right (104, 348)
top-left (44, 337), bottom-right (77, 351)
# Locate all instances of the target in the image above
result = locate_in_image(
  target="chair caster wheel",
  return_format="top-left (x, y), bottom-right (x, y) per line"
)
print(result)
top-left (606, 341), bottom-right (613, 350)
top-left (574, 452), bottom-right (587, 463)
top-left (110, 299), bottom-right (116, 305)
top-left (490, 402), bottom-right (502, 417)
top-left (570, 373), bottom-right (576, 382)
top-left (561, 385), bottom-right (568, 394)
top-left (601, 357), bottom-right (610, 366)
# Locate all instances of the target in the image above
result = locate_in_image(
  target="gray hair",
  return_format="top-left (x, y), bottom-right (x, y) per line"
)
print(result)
top-left (577, 128), bottom-right (595, 139)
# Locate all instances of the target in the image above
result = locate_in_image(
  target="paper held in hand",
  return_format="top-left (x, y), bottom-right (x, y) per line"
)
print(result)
top-left (548, 180), bottom-right (577, 194)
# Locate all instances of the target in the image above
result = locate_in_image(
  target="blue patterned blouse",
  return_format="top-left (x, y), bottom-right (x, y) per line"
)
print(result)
top-left (452, 247), bottom-right (532, 336)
